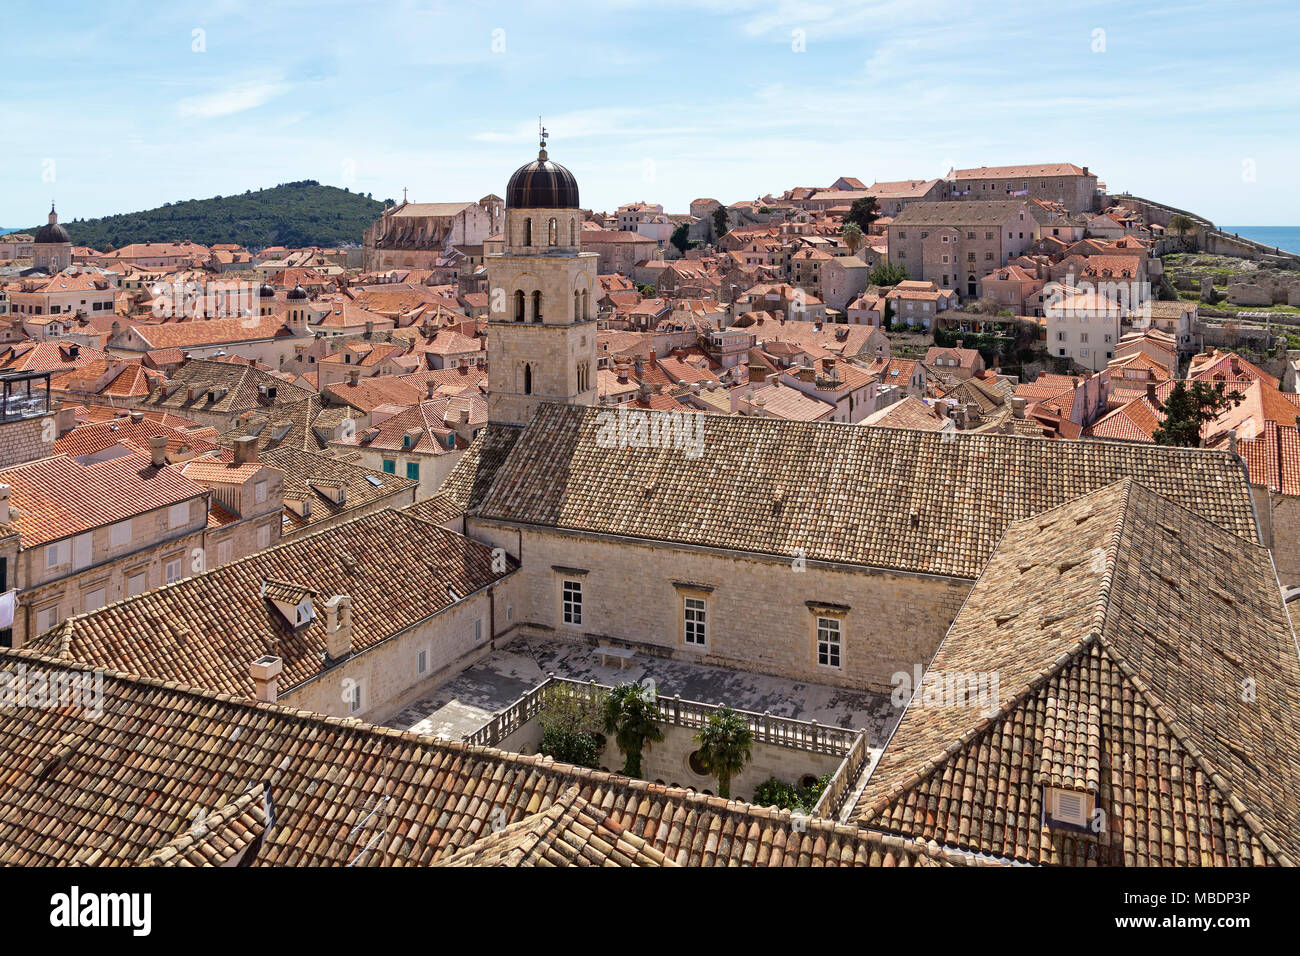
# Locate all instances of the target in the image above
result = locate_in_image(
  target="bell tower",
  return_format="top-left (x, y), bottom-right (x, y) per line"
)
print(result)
top-left (486, 129), bottom-right (598, 425)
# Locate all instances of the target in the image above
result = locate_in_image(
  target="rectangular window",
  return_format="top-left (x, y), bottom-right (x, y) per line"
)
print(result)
top-left (348, 681), bottom-right (363, 714)
top-left (165, 558), bottom-right (182, 584)
top-left (36, 605), bottom-right (59, 634)
top-left (684, 597), bottom-right (707, 646)
top-left (257, 524), bottom-right (271, 550)
top-left (817, 617), bottom-right (842, 668)
top-left (562, 580), bottom-right (583, 626)
top-left (218, 539), bottom-right (232, 565)
top-left (255, 480), bottom-right (268, 504)
top-left (46, 541), bottom-right (68, 569)
top-left (406, 461), bottom-right (420, 480)
top-left (128, 570), bottom-right (147, 596)
top-left (168, 501), bottom-right (189, 528)
top-left (475, 618), bottom-right (483, 642)
top-left (382, 459), bottom-right (396, 474)
top-left (83, 587), bottom-right (106, 612)
top-left (110, 520), bottom-right (131, 548)
top-left (416, 649), bottom-right (428, 676)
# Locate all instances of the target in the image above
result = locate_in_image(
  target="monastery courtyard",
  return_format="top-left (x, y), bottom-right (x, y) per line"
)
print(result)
top-left (384, 635), bottom-right (898, 746)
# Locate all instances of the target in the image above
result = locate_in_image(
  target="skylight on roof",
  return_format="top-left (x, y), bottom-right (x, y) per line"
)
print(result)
top-left (364, 475), bottom-right (383, 487)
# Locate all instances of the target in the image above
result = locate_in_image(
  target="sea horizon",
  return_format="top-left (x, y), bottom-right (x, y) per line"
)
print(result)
top-left (1221, 225), bottom-right (1300, 255)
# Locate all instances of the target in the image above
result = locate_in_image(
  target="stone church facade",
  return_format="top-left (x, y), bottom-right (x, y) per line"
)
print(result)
top-left (362, 195), bottom-right (504, 272)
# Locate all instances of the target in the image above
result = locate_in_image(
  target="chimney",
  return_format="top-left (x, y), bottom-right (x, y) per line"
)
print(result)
top-left (1145, 382), bottom-right (1157, 402)
top-left (249, 655), bottom-right (283, 703)
top-left (233, 435), bottom-right (258, 465)
top-left (956, 339), bottom-right (964, 349)
top-left (425, 380), bottom-right (436, 399)
top-left (1011, 397), bottom-right (1027, 419)
top-left (0, 484), bottom-right (9, 525)
top-left (323, 594), bottom-right (353, 662)
top-left (348, 369), bottom-right (360, 386)
top-left (1228, 428), bottom-right (1239, 457)
top-left (148, 434), bottom-right (167, 468)
top-left (796, 365), bottom-right (816, 383)
top-left (129, 409), bottom-right (144, 423)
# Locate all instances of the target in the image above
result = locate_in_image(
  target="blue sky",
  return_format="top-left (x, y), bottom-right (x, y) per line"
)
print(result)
top-left (2, 0), bottom-right (1297, 228)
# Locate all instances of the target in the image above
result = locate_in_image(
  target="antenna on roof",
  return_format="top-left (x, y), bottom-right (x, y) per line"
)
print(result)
top-left (538, 117), bottom-right (547, 149)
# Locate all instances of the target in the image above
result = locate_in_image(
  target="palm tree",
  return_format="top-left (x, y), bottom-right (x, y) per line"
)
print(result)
top-left (842, 221), bottom-right (863, 256)
top-left (602, 682), bottom-right (663, 778)
top-left (694, 706), bottom-right (753, 799)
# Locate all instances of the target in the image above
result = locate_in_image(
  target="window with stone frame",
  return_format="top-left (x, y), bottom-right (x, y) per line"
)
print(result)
top-left (562, 579), bottom-right (583, 626)
top-left (816, 616), bottom-right (842, 668)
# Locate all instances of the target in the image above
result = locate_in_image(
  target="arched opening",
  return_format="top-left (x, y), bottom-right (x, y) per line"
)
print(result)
top-left (582, 289), bottom-right (591, 320)
top-left (523, 364), bottom-right (533, 395)
top-left (531, 290), bottom-right (543, 322)
top-left (573, 289), bottom-right (581, 321)
top-left (548, 218), bottom-right (557, 245)
top-left (523, 218), bottom-right (533, 246)
top-left (513, 289), bottom-right (525, 322)
top-left (569, 219), bottom-right (577, 245)
top-left (966, 275), bottom-right (977, 297)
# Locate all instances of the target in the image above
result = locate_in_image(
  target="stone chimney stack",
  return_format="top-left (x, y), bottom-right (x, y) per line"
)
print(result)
top-left (1229, 428), bottom-right (1239, 457)
top-left (233, 435), bottom-right (258, 465)
top-left (324, 594), bottom-right (353, 662)
top-left (0, 484), bottom-right (10, 525)
top-left (1145, 382), bottom-right (1157, 402)
top-left (149, 435), bottom-right (168, 468)
top-left (1011, 397), bottom-right (1027, 419)
top-left (249, 655), bottom-right (283, 703)
top-left (348, 369), bottom-right (361, 386)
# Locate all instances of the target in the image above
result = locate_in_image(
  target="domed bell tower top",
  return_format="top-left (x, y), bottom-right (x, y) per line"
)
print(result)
top-left (503, 127), bottom-right (582, 254)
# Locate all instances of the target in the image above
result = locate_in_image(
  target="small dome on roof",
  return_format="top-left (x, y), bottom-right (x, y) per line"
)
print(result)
top-left (286, 284), bottom-right (308, 300)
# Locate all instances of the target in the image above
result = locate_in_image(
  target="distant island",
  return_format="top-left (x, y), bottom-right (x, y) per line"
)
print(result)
top-left (20, 181), bottom-right (390, 251)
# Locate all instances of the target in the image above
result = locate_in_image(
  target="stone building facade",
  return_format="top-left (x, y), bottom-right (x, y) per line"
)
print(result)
top-left (363, 196), bottom-right (504, 272)
top-left (464, 524), bottom-right (971, 694)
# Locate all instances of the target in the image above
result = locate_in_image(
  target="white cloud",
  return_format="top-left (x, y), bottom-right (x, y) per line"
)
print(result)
top-left (177, 80), bottom-right (290, 119)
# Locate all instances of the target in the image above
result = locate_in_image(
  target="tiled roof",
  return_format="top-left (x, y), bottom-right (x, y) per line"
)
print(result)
top-left (2, 452), bottom-right (206, 547)
top-left (892, 200), bottom-right (1052, 227)
top-left (435, 422), bottom-right (524, 514)
top-left (30, 510), bottom-right (508, 699)
top-left (852, 479), bottom-right (1300, 866)
top-left (261, 446), bottom-right (414, 533)
top-left (52, 417), bottom-right (221, 460)
top-left (466, 403), bottom-right (1257, 579)
top-left (402, 492), bottom-right (465, 526)
top-left (141, 359), bottom-right (313, 415)
top-left (862, 397), bottom-right (946, 430)
top-left (127, 314), bottom-right (294, 350)
top-left (952, 163), bottom-right (1089, 179)
top-left (0, 649), bottom-right (980, 866)
top-left (434, 786), bottom-right (677, 867)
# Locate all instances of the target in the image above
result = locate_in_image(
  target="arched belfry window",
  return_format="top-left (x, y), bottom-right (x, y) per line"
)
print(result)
top-left (573, 289), bottom-right (581, 321)
top-left (531, 290), bottom-right (543, 322)
top-left (523, 364), bottom-right (533, 395)
top-left (569, 219), bottom-right (577, 245)
top-left (513, 289), bottom-right (525, 322)
top-left (582, 289), bottom-right (591, 320)
top-left (523, 218), bottom-right (533, 246)
top-left (548, 218), bottom-right (557, 246)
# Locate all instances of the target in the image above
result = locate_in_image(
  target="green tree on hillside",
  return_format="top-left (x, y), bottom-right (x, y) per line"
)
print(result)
top-left (670, 223), bottom-right (691, 254)
top-left (1153, 380), bottom-right (1244, 447)
top-left (842, 197), bottom-right (881, 232)
top-left (712, 206), bottom-right (730, 240)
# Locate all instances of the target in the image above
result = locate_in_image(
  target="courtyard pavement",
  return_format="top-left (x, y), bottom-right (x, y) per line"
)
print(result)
top-left (383, 635), bottom-right (901, 747)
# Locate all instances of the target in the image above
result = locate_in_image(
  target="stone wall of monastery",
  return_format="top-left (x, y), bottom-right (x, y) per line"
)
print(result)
top-left (469, 521), bottom-right (972, 694)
